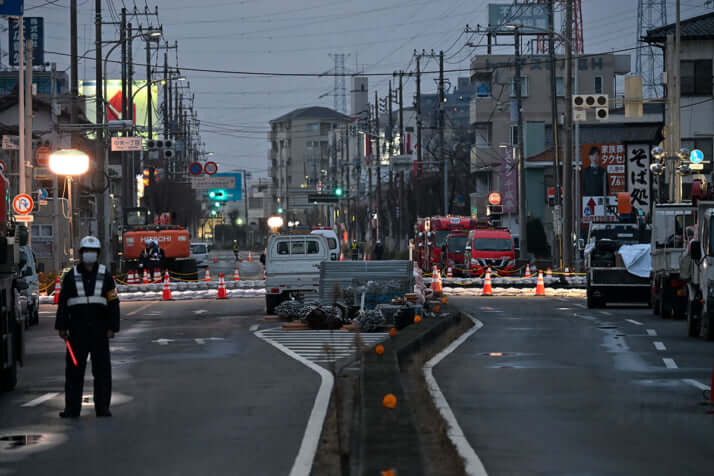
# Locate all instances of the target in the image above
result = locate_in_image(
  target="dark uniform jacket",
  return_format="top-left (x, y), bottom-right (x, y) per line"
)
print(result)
top-left (55, 264), bottom-right (120, 332)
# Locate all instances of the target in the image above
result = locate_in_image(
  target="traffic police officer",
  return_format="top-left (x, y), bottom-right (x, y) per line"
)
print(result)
top-left (55, 236), bottom-right (120, 418)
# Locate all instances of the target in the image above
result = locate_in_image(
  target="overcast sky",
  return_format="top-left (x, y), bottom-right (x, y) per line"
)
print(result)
top-left (13, 0), bottom-right (714, 176)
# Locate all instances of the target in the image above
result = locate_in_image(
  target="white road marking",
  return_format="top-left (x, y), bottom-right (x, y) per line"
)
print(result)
top-left (249, 324), bottom-right (260, 332)
top-left (424, 313), bottom-right (488, 476)
top-left (127, 302), bottom-right (154, 316)
top-left (39, 311), bottom-right (54, 315)
top-left (193, 309), bottom-right (208, 315)
top-left (255, 329), bottom-right (334, 476)
top-left (646, 329), bottom-right (657, 336)
top-left (21, 392), bottom-right (59, 407)
top-left (152, 338), bottom-right (174, 345)
top-left (626, 319), bottom-right (643, 326)
top-left (663, 358), bottom-right (678, 369)
top-left (682, 379), bottom-right (711, 391)
top-left (258, 329), bottom-right (387, 364)
top-left (147, 311), bottom-right (162, 316)
top-left (573, 303), bottom-right (587, 309)
top-left (653, 341), bottom-right (666, 351)
top-left (600, 311), bottom-right (613, 316)
top-left (194, 338), bottom-right (206, 344)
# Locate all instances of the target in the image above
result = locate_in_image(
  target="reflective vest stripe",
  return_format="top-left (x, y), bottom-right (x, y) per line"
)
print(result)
top-left (68, 265), bottom-right (107, 307)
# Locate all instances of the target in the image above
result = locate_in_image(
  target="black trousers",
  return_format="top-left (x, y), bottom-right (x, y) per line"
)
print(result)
top-left (65, 324), bottom-right (112, 415)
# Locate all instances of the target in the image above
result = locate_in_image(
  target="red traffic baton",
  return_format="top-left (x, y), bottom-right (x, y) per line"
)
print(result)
top-left (65, 339), bottom-right (78, 367)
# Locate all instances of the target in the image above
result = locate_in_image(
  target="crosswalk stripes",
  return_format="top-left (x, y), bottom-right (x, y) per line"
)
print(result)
top-left (258, 328), bottom-right (388, 364)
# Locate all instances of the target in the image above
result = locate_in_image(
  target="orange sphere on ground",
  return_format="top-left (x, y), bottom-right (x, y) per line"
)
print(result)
top-left (382, 393), bottom-right (397, 408)
top-left (375, 344), bottom-right (385, 355)
top-left (434, 305), bottom-right (441, 313)
top-left (414, 315), bottom-right (422, 323)
top-left (389, 328), bottom-right (397, 337)
top-left (441, 297), bottom-right (448, 304)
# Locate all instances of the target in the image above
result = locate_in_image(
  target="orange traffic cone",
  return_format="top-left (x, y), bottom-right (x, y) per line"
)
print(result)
top-left (232, 264), bottom-right (240, 281)
top-left (482, 270), bottom-right (493, 296)
top-left (53, 276), bottom-right (61, 305)
top-left (217, 272), bottom-right (228, 299)
top-left (546, 267), bottom-right (553, 278)
top-left (248, 251), bottom-right (253, 262)
top-left (161, 271), bottom-right (173, 301)
top-left (525, 264), bottom-right (532, 278)
top-left (142, 269), bottom-right (150, 285)
top-left (339, 252), bottom-right (345, 261)
top-left (128, 270), bottom-right (135, 284)
top-left (535, 270), bottom-right (546, 296)
top-left (431, 266), bottom-right (443, 296)
top-left (204, 267), bottom-right (212, 282)
top-left (447, 266), bottom-right (453, 279)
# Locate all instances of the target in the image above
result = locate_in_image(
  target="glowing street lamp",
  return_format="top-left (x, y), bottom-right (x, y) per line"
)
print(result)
top-left (49, 149), bottom-right (90, 263)
top-left (267, 215), bottom-right (284, 233)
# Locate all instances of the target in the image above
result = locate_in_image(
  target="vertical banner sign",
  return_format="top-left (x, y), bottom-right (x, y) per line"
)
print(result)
top-left (0, 1), bottom-right (24, 16)
top-left (581, 143), bottom-right (625, 222)
top-left (500, 147), bottom-right (518, 214)
top-left (626, 144), bottom-right (650, 213)
top-left (9, 17), bottom-right (44, 66)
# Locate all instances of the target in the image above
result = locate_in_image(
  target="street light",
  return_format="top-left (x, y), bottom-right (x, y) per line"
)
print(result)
top-left (267, 215), bottom-right (284, 233)
top-left (49, 149), bottom-right (90, 263)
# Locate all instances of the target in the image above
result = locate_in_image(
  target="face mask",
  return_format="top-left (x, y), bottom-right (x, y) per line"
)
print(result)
top-left (82, 251), bottom-right (98, 264)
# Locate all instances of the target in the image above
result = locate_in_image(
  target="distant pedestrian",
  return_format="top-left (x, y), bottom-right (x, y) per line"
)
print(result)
top-left (55, 236), bottom-right (120, 418)
top-left (233, 240), bottom-right (240, 261)
top-left (350, 240), bottom-right (359, 260)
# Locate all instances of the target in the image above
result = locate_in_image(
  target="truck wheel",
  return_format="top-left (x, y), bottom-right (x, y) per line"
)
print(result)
top-left (687, 301), bottom-right (701, 337)
top-left (0, 360), bottom-right (17, 392)
top-left (32, 307), bottom-right (39, 326)
top-left (265, 294), bottom-right (281, 315)
top-left (587, 288), bottom-right (595, 308)
top-left (652, 287), bottom-right (661, 316)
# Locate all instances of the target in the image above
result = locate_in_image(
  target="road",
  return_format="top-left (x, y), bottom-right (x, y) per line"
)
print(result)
top-left (204, 249), bottom-right (263, 279)
top-left (0, 298), bottom-right (318, 476)
top-left (438, 296), bottom-right (714, 475)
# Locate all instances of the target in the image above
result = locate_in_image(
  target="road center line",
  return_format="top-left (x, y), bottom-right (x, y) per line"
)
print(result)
top-left (653, 341), bottom-right (666, 351)
top-left (646, 329), bottom-right (657, 336)
top-left (21, 392), bottom-right (59, 407)
top-left (663, 358), bottom-right (678, 369)
top-left (625, 319), bottom-right (643, 326)
top-left (195, 338), bottom-right (206, 344)
top-left (573, 303), bottom-right (587, 309)
top-left (127, 302), bottom-right (155, 316)
top-left (682, 378), bottom-right (711, 391)
top-left (599, 310), bottom-right (613, 316)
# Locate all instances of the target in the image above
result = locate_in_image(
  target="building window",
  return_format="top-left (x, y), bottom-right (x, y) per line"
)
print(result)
top-left (510, 125), bottom-right (519, 146)
top-left (510, 76), bottom-right (528, 97)
top-left (556, 77), bottom-right (564, 96)
top-left (474, 73), bottom-right (492, 97)
top-left (682, 138), bottom-right (713, 173)
top-left (474, 123), bottom-right (490, 146)
top-left (307, 123), bottom-right (320, 133)
top-left (681, 60), bottom-right (713, 96)
top-left (594, 76), bottom-right (603, 94)
top-left (31, 224), bottom-right (53, 238)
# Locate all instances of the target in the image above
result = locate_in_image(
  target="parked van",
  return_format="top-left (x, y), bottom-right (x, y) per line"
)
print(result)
top-left (311, 227), bottom-right (340, 260)
top-left (265, 234), bottom-right (330, 313)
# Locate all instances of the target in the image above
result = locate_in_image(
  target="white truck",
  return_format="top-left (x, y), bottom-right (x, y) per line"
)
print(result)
top-left (264, 233), bottom-right (330, 314)
top-left (650, 204), bottom-right (695, 319)
top-left (680, 201), bottom-right (714, 339)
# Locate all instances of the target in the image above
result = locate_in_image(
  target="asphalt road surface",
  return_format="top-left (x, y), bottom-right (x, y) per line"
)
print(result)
top-left (0, 298), bottom-right (318, 476)
top-left (439, 296), bottom-right (714, 475)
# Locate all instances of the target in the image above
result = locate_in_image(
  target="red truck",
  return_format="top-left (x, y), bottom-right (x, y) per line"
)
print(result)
top-left (441, 232), bottom-right (470, 276)
top-left (465, 226), bottom-right (517, 276)
top-left (414, 216), bottom-right (479, 271)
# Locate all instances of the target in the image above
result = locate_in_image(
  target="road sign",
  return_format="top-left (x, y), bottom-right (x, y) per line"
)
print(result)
top-left (308, 193), bottom-right (339, 203)
top-left (111, 137), bottom-right (143, 151)
top-left (188, 161), bottom-right (203, 176)
top-left (0, 160), bottom-right (5, 174)
top-left (190, 175), bottom-right (236, 191)
top-left (690, 163), bottom-right (704, 170)
top-left (12, 194), bottom-right (34, 215)
top-left (204, 161), bottom-right (218, 175)
top-left (9, 17), bottom-right (44, 66)
top-left (35, 146), bottom-right (51, 166)
top-left (690, 149), bottom-right (704, 164)
top-left (2, 135), bottom-right (19, 150)
top-left (14, 215), bottom-right (34, 223)
top-left (0, 1), bottom-right (24, 16)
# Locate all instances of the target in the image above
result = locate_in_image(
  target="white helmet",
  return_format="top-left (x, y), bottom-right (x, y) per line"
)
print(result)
top-left (79, 235), bottom-right (101, 251)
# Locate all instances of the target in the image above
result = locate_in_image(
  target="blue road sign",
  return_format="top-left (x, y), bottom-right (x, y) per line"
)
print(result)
top-left (690, 149), bottom-right (704, 164)
top-left (213, 173), bottom-right (242, 201)
top-left (0, 1), bottom-right (23, 16)
top-left (9, 16), bottom-right (44, 66)
top-left (189, 161), bottom-right (203, 176)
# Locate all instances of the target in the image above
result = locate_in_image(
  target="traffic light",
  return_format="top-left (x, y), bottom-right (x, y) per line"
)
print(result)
top-left (214, 202), bottom-right (221, 208)
top-left (277, 207), bottom-right (284, 214)
top-left (334, 187), bottom-right (343, 197)
top-left (208, 189), bottom-right (227, 201)
top-left (210, 210), bottom-right (217, 217)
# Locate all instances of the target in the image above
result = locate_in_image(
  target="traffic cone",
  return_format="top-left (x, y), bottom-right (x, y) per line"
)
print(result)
top-left (482, 270), bottom-right (493, 296)
top-left (142, 269), bottom-right (150, 285)
top-left (128, 270), bottom-right (136, 284)
top-left (248, 251), bottom-right (253, 262)
top-left (161, 271), bottom-right (173, 301)
top-left (204, 267), bottom-right (212, 282)
top-left (564, 266), bottom-right (571, 277)
top-left (546, 267), bottom-right (553, 278)
top-left (233, 264), bottom-right (241, 281)
top-left (153, 268), bottom-right (161, 283)
top-left (447, 266), bottom-right (453, 279)
top-left (525, 264), bottom-right (532, 278)
top-left (431, 266), bottom-right (443, 296)
top-left (217, 272), bottom-right (228, 299)
top-left (339, 252), bottom-right (345, 261)
top-left (535, 270), bottom-right (546, 296)
top-left (53, 276), bottom-right (61, 305)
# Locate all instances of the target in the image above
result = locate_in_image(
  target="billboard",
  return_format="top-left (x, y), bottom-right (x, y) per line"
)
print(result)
top-left (9, 17), bottom-right (43, 66)
top-left (79, 80), bottom-right (158, 136)
top-left (626, 144), bottom-right (651, 214)
top-left (488, 3), bottom-right (548, 33)
top-left (500, 147), bottom-right (518, 214)
top-left (580, 143), bottom-right (626, 222)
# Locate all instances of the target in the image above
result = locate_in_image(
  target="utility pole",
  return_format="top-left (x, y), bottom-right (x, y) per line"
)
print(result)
top-left (70, 0), bottom-right (79, 259)
top-left (548, 0), bottom-right (562, 268)
top-left (121, 8), bottom-right (127, 121)
top-left (439, 51), bottom-right (447, 215)
top-left (345, 127), bottom-right (351, 239)
top-left (416, 54), bottom-right (422, 178)
top-left (388, 80), bottom-right (394, 241)
top-left (673, 0), bottom-right (682, 202)
top-left (18, 16), bottom-right (24, 199)
top-left (163, 47), bottom-right (169, 139)
top-left (375, 90), bottom-right (381, 241)
top-left (399, 72), bottom-right (404, 155)
top-left (146, 35), bottom-right (153, 139)
top-left (24, 39), bottom-right (32, 203)
top-left (563, 0), bottom-right (574, 267)
top-left (514, 29), bottom-right (528, 261)
top-left (95, 0), bottom-right (107, 260)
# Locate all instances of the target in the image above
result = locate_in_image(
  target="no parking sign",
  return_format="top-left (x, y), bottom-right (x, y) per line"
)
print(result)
top-left (13, 194), bottom-right (34, 215)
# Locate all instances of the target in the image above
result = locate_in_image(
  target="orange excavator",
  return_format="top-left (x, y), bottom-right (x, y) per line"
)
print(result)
top-left (122, 207), bottom-right (195, 275)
